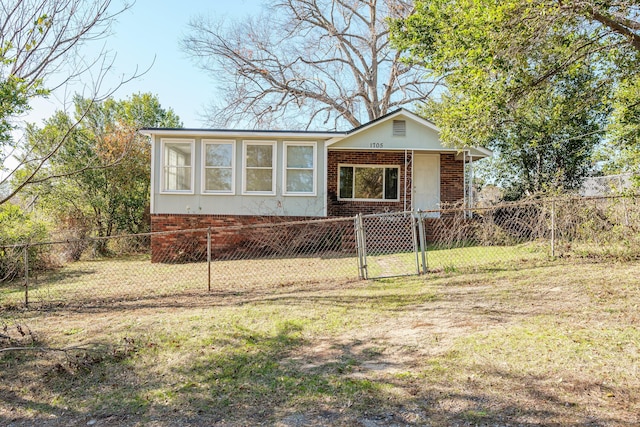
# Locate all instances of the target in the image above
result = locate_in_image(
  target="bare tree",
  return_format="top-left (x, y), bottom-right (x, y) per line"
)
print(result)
top-left (0, 0), bottom-right (144, 206)
top-left (182, 0), bottom-right (441, 130)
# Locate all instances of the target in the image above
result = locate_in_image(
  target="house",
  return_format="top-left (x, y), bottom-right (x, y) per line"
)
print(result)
top-left (142, 109), bottom-right (490, 260)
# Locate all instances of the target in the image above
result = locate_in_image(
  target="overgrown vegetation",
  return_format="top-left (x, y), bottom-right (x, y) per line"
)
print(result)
top-left (391, 0), bottom-right (640, 197)
top-left (0, 203), bottom-right (48, 281)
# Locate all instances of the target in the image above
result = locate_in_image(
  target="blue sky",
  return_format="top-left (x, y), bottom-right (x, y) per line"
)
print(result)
top-left (28, 0), bottom-right (266, 128)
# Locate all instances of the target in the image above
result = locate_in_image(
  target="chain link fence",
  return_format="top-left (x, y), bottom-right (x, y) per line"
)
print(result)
top-left (552, 195), bottom-right (640, 259)
top-left (419, 200), bottom-right (550, 274)
top-left (0, 218), bottom-right (359, 309)
top-left (207, 217), bottom-right (358, 287)
top-left (356, 212), bottom-right (420, 278)
top-left (418, 194), bottom-right (640, 273)
top-left (1, 231), bottom-right (208, 309)
top-left (1, 194), bottom-right (639, 309)
top-left (355, 204), bottom-right (548, 279)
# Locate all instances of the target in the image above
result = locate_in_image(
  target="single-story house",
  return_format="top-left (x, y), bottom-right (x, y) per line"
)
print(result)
top-left (142, 109), bottom-right (490, 260)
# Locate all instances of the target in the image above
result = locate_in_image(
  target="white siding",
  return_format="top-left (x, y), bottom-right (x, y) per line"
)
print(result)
top-left (152, 135), bottom-right (327, 216)
top-left (330, 115), bottom-right (446, 151)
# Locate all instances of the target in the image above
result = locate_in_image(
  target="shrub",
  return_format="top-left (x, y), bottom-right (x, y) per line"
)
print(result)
top-left (0, 203), bottom-right (49, 281)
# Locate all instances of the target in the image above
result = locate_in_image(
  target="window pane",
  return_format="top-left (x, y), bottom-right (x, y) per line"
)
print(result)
top-left (205, 144), bottom-right (232, 167)
top-left (246, 145), bottom-right (273, 167)
top-left (354, 167), bottom-right (383, 199)
top-left (205, 168), bottom-right (232, 192)
top-left (164, 167), bottom-right (191, 191)
top-left (385, 168), bottom-right (399, 199)
top-left (287, 170), bottom-right (313, 193)
top-left (246, 169), bottom-right (273, 192)
top-left (339, 167), bottom-right (353, 199)
top-left (287, 145), bottom-right (313, 168)
top-left (164, 143), bottom-right (191, 166)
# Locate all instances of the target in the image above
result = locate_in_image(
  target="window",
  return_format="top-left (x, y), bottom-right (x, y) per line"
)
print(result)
top-left (162, 139), bottom-right (194, 192)
top-left (202, 140), bottom-right (235, 193)
top-left (338, 165), bottom-right (399, 201)
top-left (243, 141), bottom-right (276, 194)
top-left (284, 142), bottom-right (316, 195)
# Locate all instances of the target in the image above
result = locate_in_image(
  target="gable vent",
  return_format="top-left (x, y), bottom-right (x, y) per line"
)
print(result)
top-left (393, 120), bottom-right (406, 136)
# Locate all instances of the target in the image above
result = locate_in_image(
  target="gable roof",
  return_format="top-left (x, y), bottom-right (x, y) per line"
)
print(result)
top-left (326, 108), bottom-right (439, 147)
top-left (140, 108), bottom-right (491, 159)
top-left (140, 108), bottom-right (434, 139)
top-left (345, 108), bottom-right (439, 135)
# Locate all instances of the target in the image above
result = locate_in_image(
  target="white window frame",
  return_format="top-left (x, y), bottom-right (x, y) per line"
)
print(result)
top-left (201, 139), bottom-right (235, 195)
top-left (160, 138), bottom-right (195, 194)
top-left (242, 140), bottom-right (277, 195)
top-left (283, 141), bottom-right (317, 196)
top-left (337, 164), bottom-right (401, 202)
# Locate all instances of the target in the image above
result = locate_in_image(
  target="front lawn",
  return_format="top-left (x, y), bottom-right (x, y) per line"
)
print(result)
top-left (1, 256), bottom-right (638, 426)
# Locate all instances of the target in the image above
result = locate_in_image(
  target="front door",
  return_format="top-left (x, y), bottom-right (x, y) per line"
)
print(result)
top-left (413, 154), bottom-right (440, 216)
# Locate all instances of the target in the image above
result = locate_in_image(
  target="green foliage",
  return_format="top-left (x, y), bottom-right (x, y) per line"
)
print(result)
top-left (0, 73), bottom-right (30, 145)
top-left (0, 14), bottom-right (52, 147)
top-left (483, 63), bottom-right (608, 198)
top-left (610, 75), bottom-right (640, 143)
top-left (21, 93), bottom-right (181, 248)
top-left (0, 66), bottom-right (47, 147)
top-left (602, 76), bottom-right (640, 177)
top-left (391, 0), bottom-right (638, 198)
top-left (0, 203), bottom-right (49, 280)
top-left (0, 203), bottom-right (47, 245)
top-left (1, 1), bottom-right (135, 206)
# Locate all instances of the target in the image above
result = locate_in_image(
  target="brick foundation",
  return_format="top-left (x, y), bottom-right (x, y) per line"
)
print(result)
top-left (150, 214), bottom-right (353, 262)
top-left (151, 214), bottom-right (478, 263)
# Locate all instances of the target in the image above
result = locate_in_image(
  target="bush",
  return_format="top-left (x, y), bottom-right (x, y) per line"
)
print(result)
top-left (0, 203), bottom-right (49, 281)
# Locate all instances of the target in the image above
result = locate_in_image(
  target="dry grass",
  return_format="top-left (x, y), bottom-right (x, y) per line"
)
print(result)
top-left (0, 243), bottom-right (543, 308)
top-left (1, 256), bottom-right (639, 426)
top-left (0, 253), bottom-right (360, 309)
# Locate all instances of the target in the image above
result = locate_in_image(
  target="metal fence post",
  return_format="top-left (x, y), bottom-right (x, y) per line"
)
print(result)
top-left (355, 214), bottom-right (368, 280)
top-left (551, 200), bottom-right (556, 258)
top-left (207, 227), bottom-right (212, 292)
top-left (417, 211), bottom-right (428, 274)
top-left (411, 212), bottom-right (420, 275)
top-left (23, 244), bottom-right (29, 308)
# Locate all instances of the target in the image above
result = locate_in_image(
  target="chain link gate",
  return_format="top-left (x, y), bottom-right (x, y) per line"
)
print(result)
top-left (355, 211), bottom-right (426, 279)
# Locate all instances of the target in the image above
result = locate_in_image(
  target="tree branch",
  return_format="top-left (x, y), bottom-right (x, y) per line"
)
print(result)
top-left (183, 0), bottom-right (433, 129)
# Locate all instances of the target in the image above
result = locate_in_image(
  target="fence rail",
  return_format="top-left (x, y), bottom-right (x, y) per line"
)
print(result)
top-left (1, 194), bottom-right (639, 309)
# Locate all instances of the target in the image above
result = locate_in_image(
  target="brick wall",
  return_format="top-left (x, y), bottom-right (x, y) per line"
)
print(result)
top-left (153, 214), bottom-right (249, 261)
top-left (327, 150), bottom-right (412, 216)
top-left (423, 217), bottom-right (461, 242)
top-left (327, 150), bottom-right (465, 216)
top-left (151, 214), bottom-right (474, 263)
top-left (440, 153), bottom-right (464, 205)
top-left (150, 214), bottom-right (351, 262)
